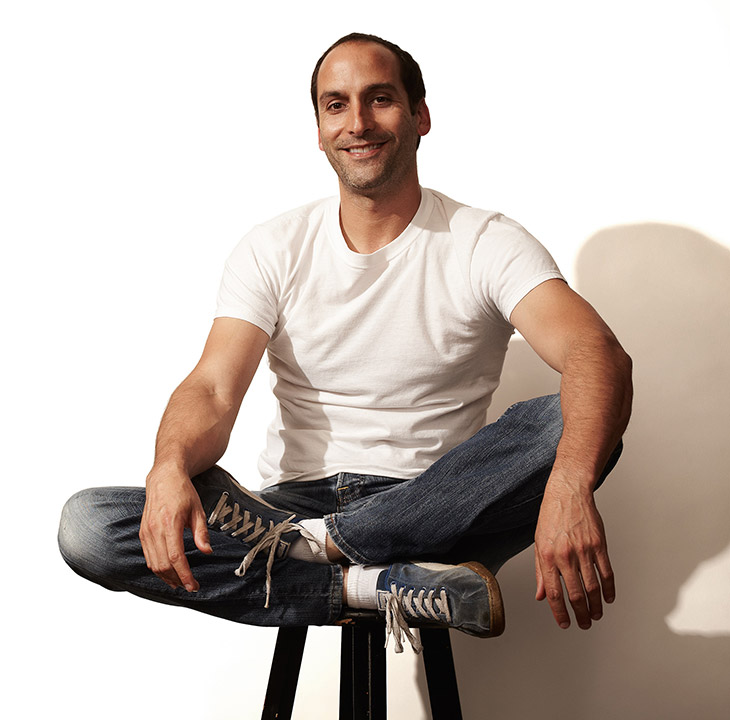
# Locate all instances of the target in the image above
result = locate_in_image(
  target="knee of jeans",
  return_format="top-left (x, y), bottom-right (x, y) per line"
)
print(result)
top-left (503, 393), bottom-right (563, 437)
top-left (58, 488), bottom-right (129, 578)
top-left (542, 393), bottom-right (564, 440)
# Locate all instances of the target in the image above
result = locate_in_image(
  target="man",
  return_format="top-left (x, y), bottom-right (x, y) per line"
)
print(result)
top-left (59, 33), bottom-right (632, 652)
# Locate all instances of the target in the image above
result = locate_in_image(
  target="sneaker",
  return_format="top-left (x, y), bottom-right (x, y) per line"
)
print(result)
top-left (192, 466), bottom-right (314, 607)
top-left (376, 561), bottom-right (505, 653)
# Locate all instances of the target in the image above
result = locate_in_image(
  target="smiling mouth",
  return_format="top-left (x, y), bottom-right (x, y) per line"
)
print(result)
top-left (344, 143), bottom-right (385, 155)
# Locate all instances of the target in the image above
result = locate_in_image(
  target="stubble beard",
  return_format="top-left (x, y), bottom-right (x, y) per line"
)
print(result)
top-left (324, 133), bottom-right (418, 197)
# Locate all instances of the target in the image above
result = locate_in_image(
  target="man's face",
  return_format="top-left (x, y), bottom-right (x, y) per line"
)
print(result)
top-left (316, 41), bottom-right (430, 196)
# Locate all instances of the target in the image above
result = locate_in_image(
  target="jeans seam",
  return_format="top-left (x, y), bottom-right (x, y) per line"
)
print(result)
top-left (327, 564), bottom-right (344, 622)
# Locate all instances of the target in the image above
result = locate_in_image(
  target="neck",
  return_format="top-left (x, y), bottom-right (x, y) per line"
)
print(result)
top-left (338, 176), bottom-right (422, 255)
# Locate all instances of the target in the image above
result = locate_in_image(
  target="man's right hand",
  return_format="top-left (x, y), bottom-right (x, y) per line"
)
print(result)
top-left (139, 466), bottom-right (213, 592)
top-left (138, 318), bottom-right (269, 592)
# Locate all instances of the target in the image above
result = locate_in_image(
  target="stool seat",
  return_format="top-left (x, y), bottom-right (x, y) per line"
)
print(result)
top-left (261, 610), bottom-right (463, 720)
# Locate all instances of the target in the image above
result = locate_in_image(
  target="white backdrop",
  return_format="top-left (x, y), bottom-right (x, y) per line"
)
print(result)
top-left (2, 1), bottom-right (729, 718)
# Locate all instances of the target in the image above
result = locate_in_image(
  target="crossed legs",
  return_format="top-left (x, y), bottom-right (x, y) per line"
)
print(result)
top-left (59, 395), bottom-right (620, 628)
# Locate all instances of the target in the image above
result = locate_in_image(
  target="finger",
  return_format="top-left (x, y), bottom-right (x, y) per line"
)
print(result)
top-left (141, 513), bottom-right (183, 589)
top-left (163, 520), bottom-right (198, 592)
top-left (579, 558), bottom-right (603, 622)
top-left (147, 529), bottom-right (182, 589)
top-left (540, 564), bottom-right (572, 629)
top-left (191, 506), bottom-right (213, 555)
top-left (595, 548), bottom-right (616, 604)
top-left (139, 521), bottom-right (176, 588)
top-left (139, 520), bottom-right (153, 570)
top-left (562, 563), bottom-right (592, 630)
top-left (534, 548), bottom-right (546, 601)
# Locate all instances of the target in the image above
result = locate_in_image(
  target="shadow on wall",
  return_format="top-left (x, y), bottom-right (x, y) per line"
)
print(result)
top-left (416, 224), bottom-right (730, 719)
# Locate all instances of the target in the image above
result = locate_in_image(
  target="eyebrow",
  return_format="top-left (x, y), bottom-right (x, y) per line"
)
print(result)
top-left (318, 83), bottom-right (399, 107)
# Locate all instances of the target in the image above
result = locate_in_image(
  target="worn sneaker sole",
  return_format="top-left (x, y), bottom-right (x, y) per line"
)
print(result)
top-left (458, 561), bottom-right (506, 638)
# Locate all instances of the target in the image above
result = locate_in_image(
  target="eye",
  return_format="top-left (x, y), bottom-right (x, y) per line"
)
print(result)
top-left (372, 96), bottom-right (391, 105)
top-left (326, 101), bottom-right (345, 112)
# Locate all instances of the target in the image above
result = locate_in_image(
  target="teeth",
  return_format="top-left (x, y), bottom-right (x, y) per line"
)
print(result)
top-left (347, 144), bottom-right (383, 154)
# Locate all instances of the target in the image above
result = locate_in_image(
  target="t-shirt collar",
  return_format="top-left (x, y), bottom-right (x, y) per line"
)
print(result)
top-left (326, 188), bottom-right (435, 268)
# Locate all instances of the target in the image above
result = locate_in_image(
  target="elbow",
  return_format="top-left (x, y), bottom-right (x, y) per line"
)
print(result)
top-left (612, 339), bottom-right (633, 383)
top-left (617, 341), bottom-right (633, 387)
top-left (614, 344), bottom-right (634, 423)
top-left (592, 330), bottom-right (633, 425)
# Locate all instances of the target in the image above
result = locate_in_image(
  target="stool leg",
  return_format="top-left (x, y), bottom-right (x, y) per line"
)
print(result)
top-left (261, 626), bottom-right (308, 720)
top-left (340, 623), bottom-right (386, 720)
top-left (420, 628), bottom-right (463, 720)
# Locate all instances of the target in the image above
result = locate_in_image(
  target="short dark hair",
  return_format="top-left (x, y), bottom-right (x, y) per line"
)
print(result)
top-left (310, 33), bottom-right (426, 121)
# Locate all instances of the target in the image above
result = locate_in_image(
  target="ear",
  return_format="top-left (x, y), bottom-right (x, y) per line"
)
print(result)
top-left (318, 127), bottom-right (324, 152)
top-left (416, 100), bottom-right (431, 137)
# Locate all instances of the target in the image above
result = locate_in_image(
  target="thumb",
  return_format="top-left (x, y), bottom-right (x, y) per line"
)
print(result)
top-left (191, 507), bottom-right (213, 554)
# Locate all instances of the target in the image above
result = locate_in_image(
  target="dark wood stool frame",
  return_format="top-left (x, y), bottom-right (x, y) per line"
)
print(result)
top-left (261, 611), bottom-right (463, 720)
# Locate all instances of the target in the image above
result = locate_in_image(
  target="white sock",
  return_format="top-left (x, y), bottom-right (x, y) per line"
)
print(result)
top-left (345, 565), bottom-right (388, 609)
top-left (288, 518), bottom-right (332, 564)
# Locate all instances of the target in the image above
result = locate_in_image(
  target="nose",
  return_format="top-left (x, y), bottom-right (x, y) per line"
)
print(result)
top-left (348, 100), bottom-right (374, 136)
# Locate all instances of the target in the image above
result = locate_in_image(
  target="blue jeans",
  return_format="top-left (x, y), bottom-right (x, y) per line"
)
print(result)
top-left (58, 395), bottom-right (621, 627)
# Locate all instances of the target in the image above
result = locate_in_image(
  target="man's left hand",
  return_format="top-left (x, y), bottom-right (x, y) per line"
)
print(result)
top-left (534, 478), bottom-right (615, 629)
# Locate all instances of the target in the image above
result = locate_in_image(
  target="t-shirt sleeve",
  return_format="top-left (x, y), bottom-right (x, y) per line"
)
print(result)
top-left (470, 214), bottom-right (565, 324)
top-left (215, 228), bottom-right (279, 337)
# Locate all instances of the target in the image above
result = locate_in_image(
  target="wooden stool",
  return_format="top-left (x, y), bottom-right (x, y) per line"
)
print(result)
top-left (261, 610), bottom-right (463, 720)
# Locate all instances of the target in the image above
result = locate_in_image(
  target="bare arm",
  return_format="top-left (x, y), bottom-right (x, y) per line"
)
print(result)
top-left (139, 317), bottom-right (269, 592)
top-left (510, 279), bottom-right (633, 629)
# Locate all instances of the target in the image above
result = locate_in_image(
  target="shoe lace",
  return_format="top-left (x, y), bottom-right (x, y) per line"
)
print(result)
top-left (382, 584), bottom-right (452, 654)
top-left (208, 492), bottom-right (317, 609)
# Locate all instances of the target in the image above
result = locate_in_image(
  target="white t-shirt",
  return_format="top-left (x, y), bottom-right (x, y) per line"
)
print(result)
top-left (216, 188), bottom-right (563, 487)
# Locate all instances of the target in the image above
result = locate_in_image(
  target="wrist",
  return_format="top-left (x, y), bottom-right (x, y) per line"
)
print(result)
top-left (146, 459), bottom-right (189, 486)
top-left (545, 467), bottom-right (597, 499)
